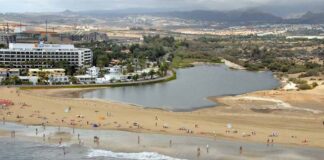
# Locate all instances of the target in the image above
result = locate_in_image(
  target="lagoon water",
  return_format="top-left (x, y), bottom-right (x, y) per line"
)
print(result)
top-left (82, 65), bottom-right (280, 111)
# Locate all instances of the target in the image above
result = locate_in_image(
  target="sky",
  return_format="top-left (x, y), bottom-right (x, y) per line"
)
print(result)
top-left (0, 0), bottom-right (323, 13)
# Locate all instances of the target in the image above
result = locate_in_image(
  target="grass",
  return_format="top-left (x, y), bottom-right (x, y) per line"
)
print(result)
top-left (172, 56), bottom-right (196, 68)
top-left (172, 56), bottom-right (223, 69)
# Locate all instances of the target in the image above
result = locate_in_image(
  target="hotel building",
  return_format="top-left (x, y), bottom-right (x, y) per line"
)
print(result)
top-left (0, 43), bottom-right (92, 68)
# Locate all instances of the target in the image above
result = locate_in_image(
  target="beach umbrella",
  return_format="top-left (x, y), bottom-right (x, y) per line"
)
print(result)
top-left (227, 123), bottom-right (232, 129)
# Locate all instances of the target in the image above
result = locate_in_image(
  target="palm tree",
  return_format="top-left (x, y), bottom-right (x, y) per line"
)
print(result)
top-left (148, 69), bottom-right (155, 79)
top-left (141, 72), bottom-right (147, 80)
top-left (159, 61), bottom-right (169, 76)
top-left (132, 74), bottom-right (139, 81)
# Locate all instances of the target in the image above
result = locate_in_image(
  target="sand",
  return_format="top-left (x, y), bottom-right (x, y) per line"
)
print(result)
top-left (0, 86), bottom-right (324, 149)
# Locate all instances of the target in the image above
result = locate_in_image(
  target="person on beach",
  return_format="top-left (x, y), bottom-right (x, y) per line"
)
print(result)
top-left (42, 123), bottom-right (46, 130)
top-left (43, 134), bottom-right (46, 142)
top-left (206, 144), bottom-right (209, 153)
top-left (59, 138), bottom-right (63, 145)
top-left (77, 133), bottom-right (80, 140)
top-left (169, 140), bottom-right (172, 148)
top-left (240, 146), bottom-right (243, 155)
top-left (94, 136), bottom-right (100, 146)
top-left (63, 147), bottom-right (66, 156)
top-left (271, 139), bottom-right (274, 146)
top-left (197, 147), bottom-right (201, 157)
top-left (35, 128), bottom-right (38, 135)
top-left (11, 130), bottom-right (15, 138)
top-left (267, 139), bottom-right (270, 146)
top-left (3, 117), bottom-right (5, 125)
top-left (97, 137), bottom-right (100, 146)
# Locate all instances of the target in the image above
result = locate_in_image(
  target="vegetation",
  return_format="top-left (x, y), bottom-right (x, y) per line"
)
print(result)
top-left (1, 76), bottom-right (32, 85)
top-left (172, 35), bottom-right (323, 76)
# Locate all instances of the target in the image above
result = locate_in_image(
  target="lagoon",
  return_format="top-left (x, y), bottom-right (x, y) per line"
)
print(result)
top-left (82, 65), bottom-right (280, 111)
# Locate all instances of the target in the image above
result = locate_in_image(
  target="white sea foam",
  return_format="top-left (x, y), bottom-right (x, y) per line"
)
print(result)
top-left (87, 149), bottom-right (186, 160)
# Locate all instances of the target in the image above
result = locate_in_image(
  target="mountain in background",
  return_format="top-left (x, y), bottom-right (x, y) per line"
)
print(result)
top-left (287, 12), bottom-right (324, 24)
top-left (152, 10), bottom-right (283, 24)
top-left (1, 8), bottom-right (324, 25)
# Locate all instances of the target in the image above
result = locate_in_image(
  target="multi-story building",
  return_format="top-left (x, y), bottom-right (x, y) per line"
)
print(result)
top-left (0, 43), bottom-right (93, 68)
top-left (0, 68), bottom-right (20, 83)
top-left (0, 68), bottom-right (20, 77)
top-left (0, 33), bottom-right (16, 45)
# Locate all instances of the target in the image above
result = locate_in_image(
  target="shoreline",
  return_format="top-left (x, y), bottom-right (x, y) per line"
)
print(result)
top-left (1, 65), bottom-right (324, 149)
top-left (19, 69), bottom-right (177, 90)
top-left (1, 85), bottom-right (324, 149)
top-left (2, 122), bottom-right (324, 160)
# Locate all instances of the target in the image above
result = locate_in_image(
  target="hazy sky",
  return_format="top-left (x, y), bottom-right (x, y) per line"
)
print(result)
top-left (0, 0), bottom-right (323, 13)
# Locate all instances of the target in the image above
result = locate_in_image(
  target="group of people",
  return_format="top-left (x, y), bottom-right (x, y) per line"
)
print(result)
top-left (267, 138), bottom-right (275, 146)
top-left (196, 144), bottom-right (213, 158)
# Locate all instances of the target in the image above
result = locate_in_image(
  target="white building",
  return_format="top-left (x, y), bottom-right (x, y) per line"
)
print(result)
top-left (0, 42), bottom-right (93, 68)
top-left (96, 74), bottom-right (128, 84)
top-left (18, 76), bottom-right (38, 85)
top-left (86, 66), bottom-right (100, 77)
top-left (48, 76), bottom-right (70, 84)
top-left (74, 75), bottom-right (96, 84)
top-left (104, 66), bottom-right (122, 74)
top-left (0, 68), bottom-right (20, 77)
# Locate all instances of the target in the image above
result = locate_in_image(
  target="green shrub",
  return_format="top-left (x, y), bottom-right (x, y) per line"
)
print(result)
top-left (312, 82), bottom-right (318, 88)
top-left (298, 84), bottom-right (312, 90)
top-left (289, 78), bottom-right (307, 84)
top-left (298, 69), bottom-right (320, 78)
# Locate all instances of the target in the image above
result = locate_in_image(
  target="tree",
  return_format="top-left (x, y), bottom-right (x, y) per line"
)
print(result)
top-left (69, 76), bottom-right (78, 84)
top-left (109, 77), bottom-right (116, 83)
top-left (132, 74), bottom-right (139, 81)
top-left (1, 76), bottom-right (22, 85)
top-left (148, 69), bottom-right (155, 79)
top-left (141, 72), bottom-right (147, 80)
top-left (0, 44), bottom-right (5, 49)
top-left (159, 61), bottom-right (169, 76)
top-left (126, 64), bottom-right (134, 73)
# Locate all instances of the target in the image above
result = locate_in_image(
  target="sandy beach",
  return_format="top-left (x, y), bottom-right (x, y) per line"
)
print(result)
top-left (1, 122), bottom-right (324, 160)
top-left (0, 83), bottom-right (323, 150)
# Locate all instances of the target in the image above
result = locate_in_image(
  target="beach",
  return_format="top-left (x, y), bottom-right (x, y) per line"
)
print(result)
top-left (0, 85), bottom-right (324, 150)
top-left (1, 122), bottom-right (324, 160)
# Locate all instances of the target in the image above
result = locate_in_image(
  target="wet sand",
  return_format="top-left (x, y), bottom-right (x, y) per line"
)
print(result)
top-left (1, 122), bottom-right (324, 160)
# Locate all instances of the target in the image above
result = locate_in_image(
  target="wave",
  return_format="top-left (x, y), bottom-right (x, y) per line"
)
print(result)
top-left (87, 149), bottom-right (186, 160)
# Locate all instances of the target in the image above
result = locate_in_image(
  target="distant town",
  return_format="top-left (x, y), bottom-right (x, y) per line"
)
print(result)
top-left (0, 10), bottom-right (323, 88)
top-left (0, 41), bottom-right (167, 85)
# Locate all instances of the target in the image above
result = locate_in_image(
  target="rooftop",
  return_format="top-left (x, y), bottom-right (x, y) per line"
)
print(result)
top-left (0, 43), bottom-right (90, 52)
top-left (28, 68), bottom-right (65, 72)
top-left (9, 43), bottom-right (75, 50)
top-left (0, 68), bottom-right (20, 72)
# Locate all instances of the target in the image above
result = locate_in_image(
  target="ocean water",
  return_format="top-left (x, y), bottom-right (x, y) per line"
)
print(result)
top-left (1, 123), bottom-right (324, 160)
top-left (0, 139), bottom-right (183, 160)
top-left (87, 149), bottom-right (185, 160)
